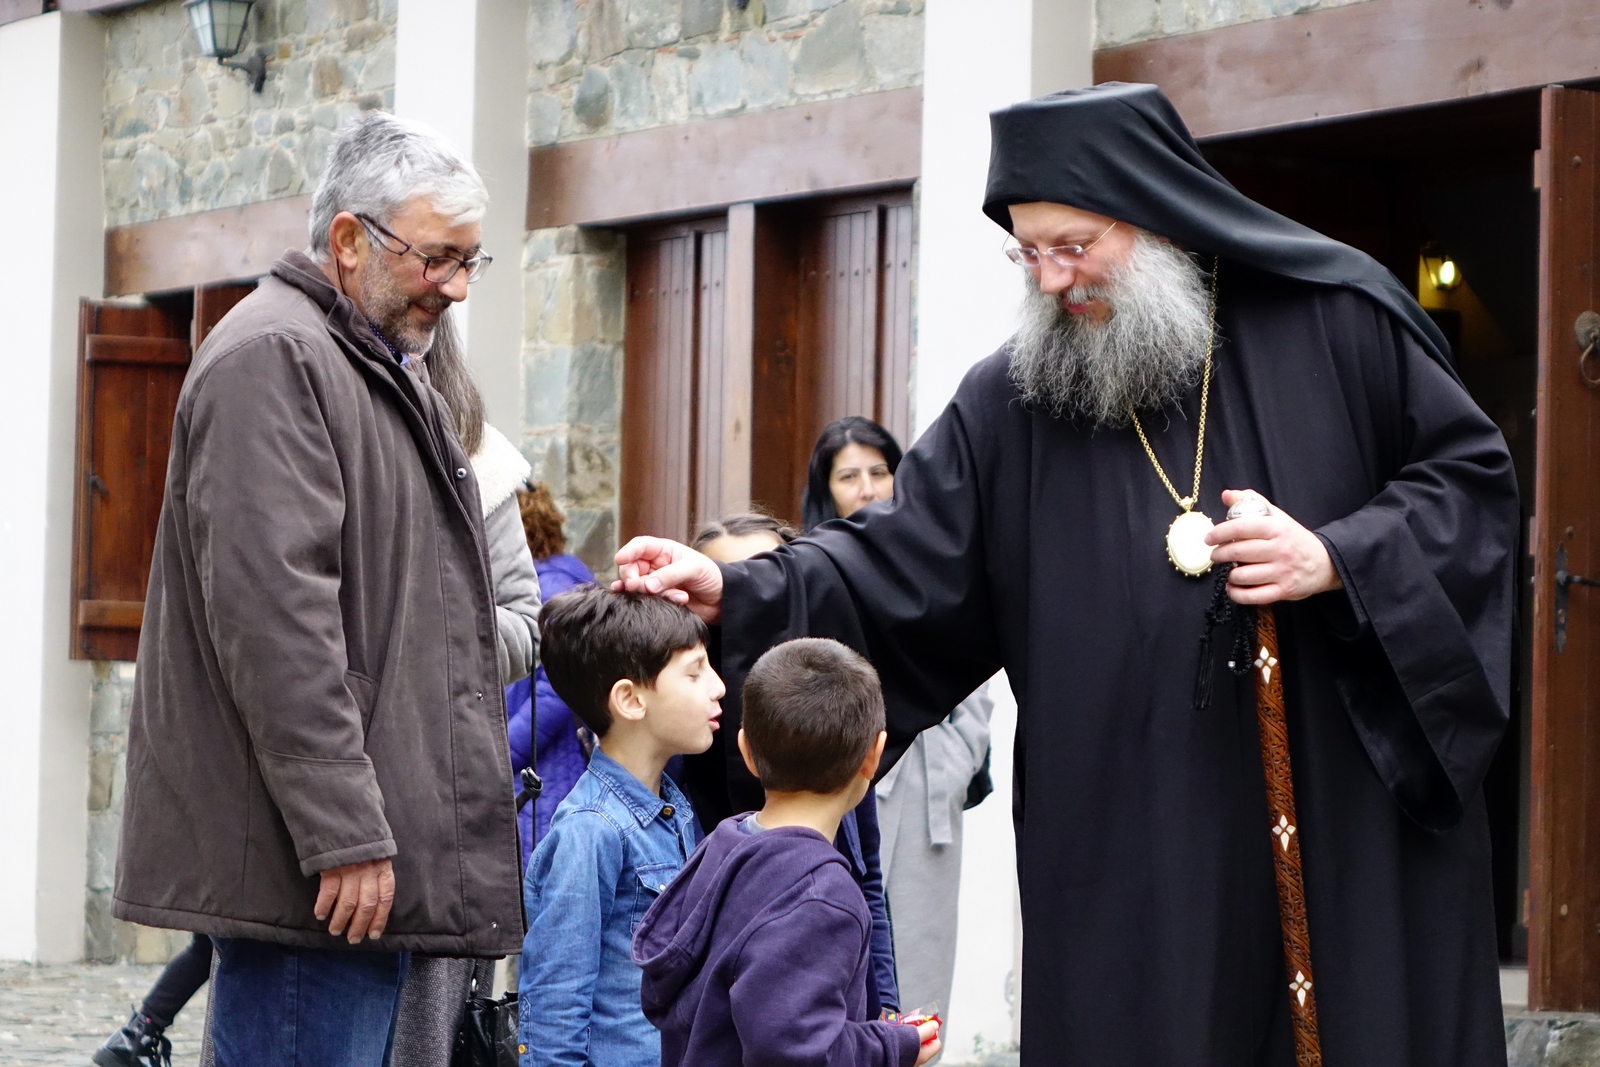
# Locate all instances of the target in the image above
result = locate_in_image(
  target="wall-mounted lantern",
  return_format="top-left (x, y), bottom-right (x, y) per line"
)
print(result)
top-left (1421, 243), bottom-right (1463, 292)
top-left (184, 0), bottom-right (267, 93)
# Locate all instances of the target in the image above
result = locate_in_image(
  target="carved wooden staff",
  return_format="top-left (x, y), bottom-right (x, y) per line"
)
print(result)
top-left (1227, 491), bottom-right (1322, 1067)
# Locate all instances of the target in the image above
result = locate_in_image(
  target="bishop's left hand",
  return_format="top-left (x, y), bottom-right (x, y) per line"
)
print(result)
top-left (1206, 489), bottom-right (1342, 605)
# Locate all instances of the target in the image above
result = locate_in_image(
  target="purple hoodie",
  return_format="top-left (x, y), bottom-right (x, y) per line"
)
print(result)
top-left (632, 818), bottom-right (921, 1067)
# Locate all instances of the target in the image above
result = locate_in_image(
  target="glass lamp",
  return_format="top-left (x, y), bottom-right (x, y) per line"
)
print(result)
top-left (184, 0), bottom-right (267, 92)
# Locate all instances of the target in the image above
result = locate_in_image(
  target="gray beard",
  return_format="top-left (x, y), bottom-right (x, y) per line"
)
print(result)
top-left (358, 257), bottom-right (447, 354)
top-left (1008, 233), bottom-right (1214, 428)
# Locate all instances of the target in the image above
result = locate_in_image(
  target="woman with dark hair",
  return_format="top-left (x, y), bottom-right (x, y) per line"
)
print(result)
top-left (804, 419), bottom-right (993, 1041)
top-left (801, 416), bottom-right (904, 531)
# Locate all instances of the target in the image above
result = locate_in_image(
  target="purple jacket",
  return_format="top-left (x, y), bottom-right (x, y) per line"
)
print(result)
top-left (632, 818), bottom-right (920, 1067)
top-left (507, 554), bottom-right (594, 873)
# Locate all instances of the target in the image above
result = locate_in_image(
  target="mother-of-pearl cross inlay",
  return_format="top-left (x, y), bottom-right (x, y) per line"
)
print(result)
top-left (1274, 814), bottom-right (1296, 851)
top-left (1290, 971), bottom-right (1312, 1006)
top-left (1254, 645), bottom-right (1278, 684)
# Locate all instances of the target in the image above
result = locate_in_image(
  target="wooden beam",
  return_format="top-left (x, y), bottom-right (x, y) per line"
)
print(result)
top-left (527, 88), bottom-right (922, 230)
top-left (105, 195), bottom-right (310, 296)
top-left (76, 599), bottom-right (144, 630)
top-left (0, 0), bottom-right (46, 27)
top-left (1094, 0), bottom-right (1600, 140)
top-left (57, 0), bottom-right (162, 11)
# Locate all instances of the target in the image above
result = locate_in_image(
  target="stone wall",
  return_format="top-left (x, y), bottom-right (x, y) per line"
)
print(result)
top-left (522, 0), bottom-right (925, 567)
top-left (103, 0), bottom-right (398, 228)
top-left (85, 663), bottom-right (187, 964)
top-left (1095, 0), bottom-right (1371, 49)
top-left (522, 226), bottom-right (626, 578)
top-left (527, 0), bottom-right (923, 146)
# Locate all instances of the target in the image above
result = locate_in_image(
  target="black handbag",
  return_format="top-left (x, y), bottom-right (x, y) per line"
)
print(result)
top-left (963, 743), bottom-right (994, 811)
top-left (449, 981), bottom-right (520, 1067)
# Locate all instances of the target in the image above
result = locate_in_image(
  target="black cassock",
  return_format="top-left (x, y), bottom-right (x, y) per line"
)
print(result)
top-left (710, 260), bottom-right (1518, 1066)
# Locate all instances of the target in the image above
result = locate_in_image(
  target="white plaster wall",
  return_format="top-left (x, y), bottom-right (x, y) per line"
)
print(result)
top-left (917, 0), bottom-right (1093, 1056)
top-left (0, 11), bottom-right (104, 962)
top-left (394, 0), bottom-right (528, 441)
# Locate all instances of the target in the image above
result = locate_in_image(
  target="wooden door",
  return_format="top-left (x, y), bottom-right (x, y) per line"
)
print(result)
top-left (621, 219), bottom-right (729, 543)
top-left (1527, 84), bottom-right (1600, 1011)
top-left (70, 300), bottom-right (192, 661)
top-left (750, 191), bottom-right (917, 525)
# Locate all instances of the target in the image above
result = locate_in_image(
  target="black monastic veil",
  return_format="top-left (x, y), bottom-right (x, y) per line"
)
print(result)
top-left (703, 83), bottom-right (1518, 1066)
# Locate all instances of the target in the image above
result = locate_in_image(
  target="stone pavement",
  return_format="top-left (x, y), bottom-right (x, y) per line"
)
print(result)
top-left (0, 962), bottom-right (204, 1067)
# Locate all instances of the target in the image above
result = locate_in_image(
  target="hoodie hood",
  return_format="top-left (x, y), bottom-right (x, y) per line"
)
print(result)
top-left (632, 818), bottom-right (848, 1013)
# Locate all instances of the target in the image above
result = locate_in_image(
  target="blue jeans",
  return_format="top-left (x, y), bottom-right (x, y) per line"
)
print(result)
top-left (210, 937), bottom-right (411, 1067)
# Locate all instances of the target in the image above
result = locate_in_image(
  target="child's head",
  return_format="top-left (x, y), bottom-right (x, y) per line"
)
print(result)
top-left (692, 512), bottom-right (796, 564)
top-left (739, 638), bottom-right (886, 798)
top-left (539, 586), bottom-right (724, 756)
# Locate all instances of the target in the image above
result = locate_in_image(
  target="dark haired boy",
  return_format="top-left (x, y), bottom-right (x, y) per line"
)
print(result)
top-left (632, 638), bottom-right (940, 1067)
top-left (518, 587), bottom-right (725, 1067)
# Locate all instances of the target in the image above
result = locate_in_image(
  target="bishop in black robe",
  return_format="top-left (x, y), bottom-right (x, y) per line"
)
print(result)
top-left (619, 83), bottom-right (1517, 1067)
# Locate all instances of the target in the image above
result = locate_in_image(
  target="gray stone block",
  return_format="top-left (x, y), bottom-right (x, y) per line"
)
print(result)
top-left (610, 52), bottom-right (656, 131)
top-left (570, 343), bottom-right (621, 430)
top-left (84, 889), bottom-right (119, 963)
top-left (572, 508), bottom-right (617, 578)
top-left (530, 0), bottom-right (580, 65)
top-left (528, 92), bottom-right (564, 146)
top-left (587, 0), bottom-right (629, 60)
top-left (740, 33), bottom-right (790, 108)
top-left (525, 345), bottom-right (574, 428)
top-left (625, 0), bottom-right (683, 49)
top-left (86, 813), bottom-right (120, 893)
top-left (793, 0), bottom-right (866, 95)
top-left (689, 42), bottom-right (742, 116)
top-left (682, 0), bottom-right (726, 38)
top-left (573, 66), bottom-right (613, 128)
top-left (863, 11), bottom-right (920, 86)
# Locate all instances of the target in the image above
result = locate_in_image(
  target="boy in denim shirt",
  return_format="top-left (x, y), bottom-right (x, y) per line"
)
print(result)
top-left (518, 587), bottom-right (725, 1067)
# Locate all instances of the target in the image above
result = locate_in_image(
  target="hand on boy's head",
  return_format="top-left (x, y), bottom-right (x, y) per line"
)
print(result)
top-left (613, 537), bottom-right (725, 623)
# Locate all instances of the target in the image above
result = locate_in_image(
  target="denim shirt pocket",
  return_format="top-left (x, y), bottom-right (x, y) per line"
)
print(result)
top-left (631, 861), bottom-right (676, 932)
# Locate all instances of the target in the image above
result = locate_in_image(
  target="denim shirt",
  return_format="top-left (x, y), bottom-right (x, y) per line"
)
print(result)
top-left (519, 750), bottom-right (701, 1067)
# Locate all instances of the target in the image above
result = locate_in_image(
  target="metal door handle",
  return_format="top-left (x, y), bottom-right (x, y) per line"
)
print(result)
top-left (1578, 311), bottom-right (1600, 386)
top-left (1555, 542), bottom-right (1599, 652)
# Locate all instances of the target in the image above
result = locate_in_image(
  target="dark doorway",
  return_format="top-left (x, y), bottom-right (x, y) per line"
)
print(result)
top-left (1202, 92), bottom-right (1544, 964)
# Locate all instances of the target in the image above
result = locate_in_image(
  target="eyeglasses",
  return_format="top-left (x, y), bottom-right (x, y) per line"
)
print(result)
top-left (356, 214), bottom-right (493, 284)
top-left (1004, 221), bottom-right (1118, 270)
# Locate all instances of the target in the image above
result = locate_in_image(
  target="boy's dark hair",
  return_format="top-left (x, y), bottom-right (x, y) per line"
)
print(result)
top-left (538, 586), bottom-right (709, 737)
top-left (741, 638), bottom-right (884, 794)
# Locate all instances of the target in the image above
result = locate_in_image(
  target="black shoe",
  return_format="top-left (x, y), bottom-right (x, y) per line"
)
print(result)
top-left (91, 1009), bottom-right (172, 1067)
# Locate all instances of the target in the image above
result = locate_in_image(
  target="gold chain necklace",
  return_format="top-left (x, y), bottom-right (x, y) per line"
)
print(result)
top-left (1129, 259), bottom-right (1218, 577)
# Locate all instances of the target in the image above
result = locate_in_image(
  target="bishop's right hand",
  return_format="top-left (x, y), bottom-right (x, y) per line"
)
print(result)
top-left (614, 537), bottom-right (725, 623)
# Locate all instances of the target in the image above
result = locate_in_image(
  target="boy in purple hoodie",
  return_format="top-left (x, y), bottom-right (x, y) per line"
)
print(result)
top-left (632, 638), bottom-right (941, 1067)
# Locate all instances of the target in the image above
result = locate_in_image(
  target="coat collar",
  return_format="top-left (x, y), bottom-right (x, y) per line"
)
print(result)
top-left (587, 749), bottom-right (690, 828)
top-left (271, 250), bottom-right (400, 370)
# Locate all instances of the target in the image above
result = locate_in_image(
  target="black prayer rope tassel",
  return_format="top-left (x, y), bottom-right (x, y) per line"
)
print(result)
top-left (1193, 563), bottom-right (1260, 710)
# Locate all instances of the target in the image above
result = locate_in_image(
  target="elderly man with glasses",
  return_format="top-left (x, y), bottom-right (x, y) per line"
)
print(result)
top-left (615, 83), bottom-right (1518, 1067)
top-left (112, 111), bottom-right (521, 1066)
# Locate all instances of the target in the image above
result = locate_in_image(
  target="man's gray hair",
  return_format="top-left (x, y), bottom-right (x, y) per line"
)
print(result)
top-left (309, 111), bottom-right (488, 258)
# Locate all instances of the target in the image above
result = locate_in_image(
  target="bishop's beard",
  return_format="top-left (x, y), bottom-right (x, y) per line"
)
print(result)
top-left (1008, 233), bottom-right (1213, 428)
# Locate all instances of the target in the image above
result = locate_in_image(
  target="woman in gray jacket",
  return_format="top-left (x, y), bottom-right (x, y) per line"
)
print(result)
top-left (388, 311), bottom-right (540, 1067)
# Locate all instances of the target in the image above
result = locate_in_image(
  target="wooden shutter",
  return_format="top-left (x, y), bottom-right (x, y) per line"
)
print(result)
top-left (750, 191), bottom-right (917, 525)
top-left (70, 281), bottom-right (256, 662)
top-left (1527, 84), bottom-right (1600, 1010)
top-left (70, 300), bottom-right (192, 661)
top-left (622, 219), bottom-right (729, 543)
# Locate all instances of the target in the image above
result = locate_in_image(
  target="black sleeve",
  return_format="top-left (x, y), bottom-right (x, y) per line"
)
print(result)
top-left (721, 371), bottom-right (1007, 773)
top-left (1315, 308), bottom-right (1519, 831)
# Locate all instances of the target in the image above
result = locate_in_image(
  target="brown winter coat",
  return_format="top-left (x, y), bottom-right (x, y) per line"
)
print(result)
top-left (113, 253), bottom-right (523, 956)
